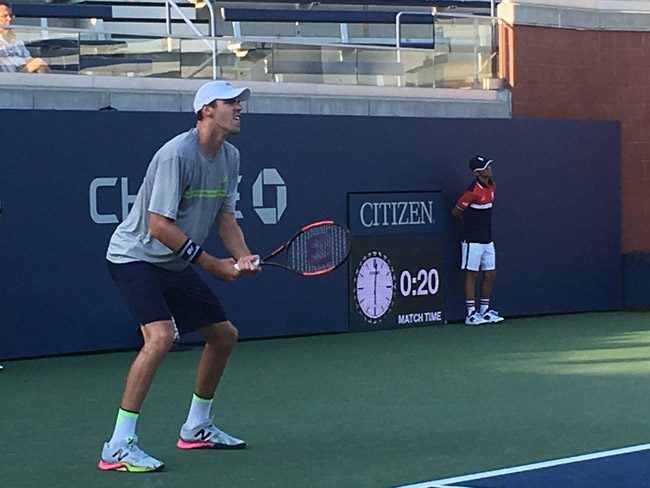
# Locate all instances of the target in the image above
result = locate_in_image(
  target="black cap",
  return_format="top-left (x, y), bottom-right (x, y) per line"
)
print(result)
top-left (469, 155), bottom-right (493, 172)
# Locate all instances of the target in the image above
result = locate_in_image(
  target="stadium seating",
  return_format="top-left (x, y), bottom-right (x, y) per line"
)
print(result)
top-left (5, 0), bottom-right (498, 84)
top-left (220, 7), bottom-right (436, 47)
top-left (11, 3), bottom-right (113, 21)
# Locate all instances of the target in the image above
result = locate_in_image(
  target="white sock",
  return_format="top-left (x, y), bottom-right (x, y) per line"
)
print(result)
top-left (185, 393), bottom-right (213, 428)
top-left (480, 299), bottom-right (490, 314)
top-left (109, 408), bottom-right (139, 445)
top-left (466, 300), bottom-right (476, 316)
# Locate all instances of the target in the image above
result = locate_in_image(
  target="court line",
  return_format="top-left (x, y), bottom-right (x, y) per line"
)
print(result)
top-left (395, 442), bottom-right (650, 488)
top-left (420, 485), bottom-right (475, 488)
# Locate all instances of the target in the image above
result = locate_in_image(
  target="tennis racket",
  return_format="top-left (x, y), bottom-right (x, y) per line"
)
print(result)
top-left (236, 220), bottom-right (350, 276)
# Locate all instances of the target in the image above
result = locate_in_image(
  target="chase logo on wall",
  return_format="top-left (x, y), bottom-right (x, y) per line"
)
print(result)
top-left (89, 168), bottom-right (287, 225)
top-left (252, 168), bottom-right (287, 224)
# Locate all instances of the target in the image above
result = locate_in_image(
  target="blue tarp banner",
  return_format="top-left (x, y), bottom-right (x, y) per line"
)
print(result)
top-left (0, 110), bottom-right (621, 358)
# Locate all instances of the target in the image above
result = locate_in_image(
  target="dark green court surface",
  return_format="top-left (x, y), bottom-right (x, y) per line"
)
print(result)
top-left (3, 312), bottom-right (650, 487)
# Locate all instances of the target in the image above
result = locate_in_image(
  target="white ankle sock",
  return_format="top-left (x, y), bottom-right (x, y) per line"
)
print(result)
top-left (109, 408), bottom-right (139, 445)
top-left (185, 393), bottom-right (213, 428)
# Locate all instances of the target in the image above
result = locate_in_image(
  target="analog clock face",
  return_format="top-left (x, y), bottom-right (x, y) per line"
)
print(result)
top-left (354, 252), bottom-right (395, 322)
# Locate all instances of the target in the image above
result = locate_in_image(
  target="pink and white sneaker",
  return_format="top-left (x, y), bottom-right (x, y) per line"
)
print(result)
top-left (177, 420), bottom-right (246, 450)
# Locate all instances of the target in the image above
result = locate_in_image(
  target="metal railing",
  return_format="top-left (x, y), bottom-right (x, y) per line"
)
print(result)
top-left (393, 11), bottom-right (497, 87)
top-left (164, 0), bottom-right (217, 78)
top-left (1, 15), bottom-right (506, 89)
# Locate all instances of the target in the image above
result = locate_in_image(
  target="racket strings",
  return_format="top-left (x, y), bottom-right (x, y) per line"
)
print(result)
top-left (286, 224), bottom-right (349, 274)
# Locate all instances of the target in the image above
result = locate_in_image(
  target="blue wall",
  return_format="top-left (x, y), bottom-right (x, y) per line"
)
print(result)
top-left (0, 110), bottom-right (621, 359)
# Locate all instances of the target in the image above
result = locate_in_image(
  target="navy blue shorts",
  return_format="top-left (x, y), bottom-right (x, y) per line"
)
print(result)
top-left (107, 260), bottom-right (228, 335)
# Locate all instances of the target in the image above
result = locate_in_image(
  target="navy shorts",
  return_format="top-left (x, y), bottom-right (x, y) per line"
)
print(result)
top-left (107, 260), bottom-right (228, 334)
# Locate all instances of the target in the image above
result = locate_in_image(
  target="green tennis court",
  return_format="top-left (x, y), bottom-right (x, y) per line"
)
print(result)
top-left (3, 311), bottom-right (650, 487)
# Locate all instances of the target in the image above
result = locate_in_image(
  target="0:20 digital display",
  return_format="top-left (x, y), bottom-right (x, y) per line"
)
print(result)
top-left (399, 268), bottom-right (440, 297)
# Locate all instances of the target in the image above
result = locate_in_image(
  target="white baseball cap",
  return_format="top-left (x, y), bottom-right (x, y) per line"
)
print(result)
top-left (193, 81), bottom-right (251, 113)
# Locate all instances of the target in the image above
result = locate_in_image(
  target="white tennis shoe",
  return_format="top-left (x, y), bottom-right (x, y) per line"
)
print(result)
top-left (483, 309), bottom-right (505, 324)
top-left (98, 436), bottom-right (165, 473)
top-left (465, 312), bottom-right (488, 325)
top-left (177, 420), bottom-right (246, 450)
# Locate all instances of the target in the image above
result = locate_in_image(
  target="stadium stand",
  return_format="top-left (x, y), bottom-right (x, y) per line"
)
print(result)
top-left (220, 8), bottom-right (437, 46)
top-left (0, 0), bottom-right (506, 115)
top-left (10, 1), bottom-right (208, 37)
top-left (11, 3), bottom-right (113, 21)
top-left (56, 0), bottom-right (498, 38)
top-left (9, 3), bottom-right (159, 74)
top-left (4, 0), bottom-right (498, 84)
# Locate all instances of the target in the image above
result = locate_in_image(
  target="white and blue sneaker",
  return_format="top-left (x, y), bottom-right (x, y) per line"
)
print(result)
top-left (465, 312), bottom-right (488, 325)
top-left (483, 309), bottom-right (505, 324)
top-left (98, 436), bottom-right (165, 473)
top-left (177, 420), bottom-right (246, 450)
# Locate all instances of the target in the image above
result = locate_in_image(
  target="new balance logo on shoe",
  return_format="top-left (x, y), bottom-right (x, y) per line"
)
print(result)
top-left (111, 448), bottom-right (129, 462)
top-left (195, 429), bottom-right (213, 441)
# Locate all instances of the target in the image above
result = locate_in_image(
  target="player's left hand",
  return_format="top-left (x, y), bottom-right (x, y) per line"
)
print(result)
top-left (235, 254), bottom-right (261, 276)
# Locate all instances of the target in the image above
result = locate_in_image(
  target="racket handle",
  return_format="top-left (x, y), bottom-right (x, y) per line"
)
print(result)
top-left (234, 258), bottom-right (260, 271)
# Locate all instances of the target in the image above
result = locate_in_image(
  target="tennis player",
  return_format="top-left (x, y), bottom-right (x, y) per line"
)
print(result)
top-left (98, 81), bottom-right (261, 473)
top-left (451, 155), bottom-right (505, 326)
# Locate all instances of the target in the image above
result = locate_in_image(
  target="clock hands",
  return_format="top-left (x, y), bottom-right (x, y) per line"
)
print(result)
top-left (373, 258), bottom-right (378, 308)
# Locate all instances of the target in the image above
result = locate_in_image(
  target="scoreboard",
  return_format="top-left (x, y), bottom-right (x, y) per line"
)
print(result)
top-left (347, 192), bottom-right (446, 332)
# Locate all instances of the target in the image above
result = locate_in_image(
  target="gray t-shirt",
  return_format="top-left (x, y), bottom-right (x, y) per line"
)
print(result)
top-left (106, 128), bottom-right (240, 271)
top-left (0, 36), bottom-right (32, 72)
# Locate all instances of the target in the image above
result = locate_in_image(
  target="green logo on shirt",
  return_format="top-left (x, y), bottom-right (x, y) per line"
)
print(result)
top-left (183, 188), bottom-right (227, 198)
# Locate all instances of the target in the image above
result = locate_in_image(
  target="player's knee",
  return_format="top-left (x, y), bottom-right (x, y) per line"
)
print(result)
top-left (204, 321), bottom-right (238, 349)
top-left (220, 322), bottom-right (239, 348)
top-left (484, 269), bottom-right (497, 281)
top-left (144, 328), bottom-right (175, 354)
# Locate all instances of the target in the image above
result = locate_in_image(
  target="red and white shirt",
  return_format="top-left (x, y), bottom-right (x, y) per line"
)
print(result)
top-left (455, 179), bottom-right (495, 244)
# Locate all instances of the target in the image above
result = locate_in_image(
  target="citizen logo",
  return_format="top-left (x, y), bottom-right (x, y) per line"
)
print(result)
top-left (359, 201), bottom-right (434, 228)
